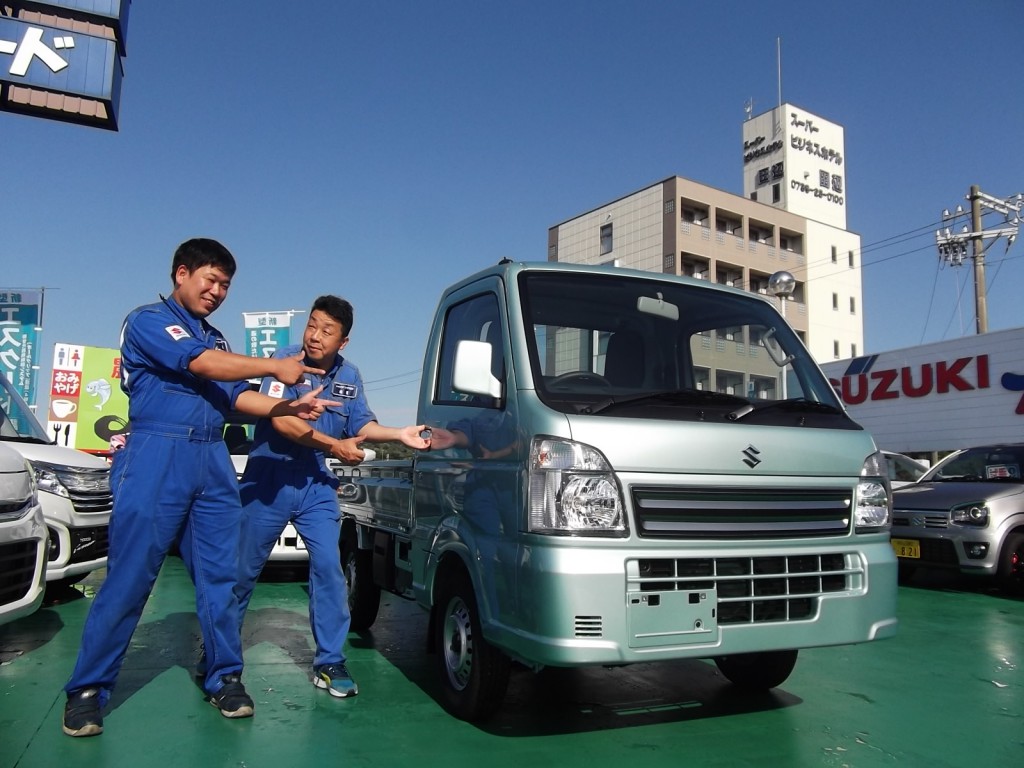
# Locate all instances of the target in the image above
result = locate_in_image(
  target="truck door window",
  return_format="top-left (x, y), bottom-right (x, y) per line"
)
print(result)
top-left (435, 293), bottom-right (504, 408)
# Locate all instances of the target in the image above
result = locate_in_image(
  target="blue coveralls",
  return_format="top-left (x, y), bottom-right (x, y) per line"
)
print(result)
top-left (235, 344), bottom-right (375, 668)
top-left (65, 296), bottom-right (249, 702)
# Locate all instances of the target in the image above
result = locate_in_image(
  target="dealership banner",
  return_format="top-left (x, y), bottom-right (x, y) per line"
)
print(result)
top-left (48, 343), bottom-right (129, 454)
top-left (819, 326), bottom-right (1024, 454)
top-left (0, 289), bottom-right (42, 406)
top-left (243, 311), bottom-right (293, 358)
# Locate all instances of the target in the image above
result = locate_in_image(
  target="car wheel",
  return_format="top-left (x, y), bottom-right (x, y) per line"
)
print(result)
top-left (342, 540), bottom-right (380, 631)
top-left (433, 569), bottom-right (510, 721)
top-left (996, 533), bottom-right (1024, 596)
top-left (713, 649), bottom-right (798, 690)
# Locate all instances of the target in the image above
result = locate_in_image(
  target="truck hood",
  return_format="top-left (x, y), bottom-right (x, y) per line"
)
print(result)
top-left (1, 440), bottom-right (109, 470)
top-left (565, 416), bottom-right (874, 477)
top-left (892, 481), bottom-right (1024, 510)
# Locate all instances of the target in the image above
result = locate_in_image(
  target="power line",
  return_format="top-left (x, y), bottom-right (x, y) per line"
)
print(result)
top-left (363, 368), bottom-right (421, 384)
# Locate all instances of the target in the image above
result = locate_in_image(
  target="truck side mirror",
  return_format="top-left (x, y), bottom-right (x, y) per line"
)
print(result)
top-left (453, 340), bottom-right (503, 400)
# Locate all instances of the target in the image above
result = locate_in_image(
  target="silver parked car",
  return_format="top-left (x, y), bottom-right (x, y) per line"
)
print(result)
top-left (891, 443), bottom-right (1024, 593)
top-left (0, 443), bottom-right (47, 625)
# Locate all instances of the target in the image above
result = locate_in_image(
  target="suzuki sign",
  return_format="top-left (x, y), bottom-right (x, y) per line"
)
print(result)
top-left (820, 327), bottom-right (1024, 454)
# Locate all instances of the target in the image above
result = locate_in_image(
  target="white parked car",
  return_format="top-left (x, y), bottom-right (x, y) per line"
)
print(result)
top-left (883, 450), bottom-right (930, 489)
top-left (0, 373), bottom-right (111, 586)
top-left (0, 443), bottom-right (47, 626)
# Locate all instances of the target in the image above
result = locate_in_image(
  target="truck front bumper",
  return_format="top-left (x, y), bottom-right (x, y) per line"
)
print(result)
top-left (488, 537), bottom-right (898, 668)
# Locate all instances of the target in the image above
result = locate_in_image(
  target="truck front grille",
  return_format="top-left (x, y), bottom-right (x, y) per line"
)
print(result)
top-left (631, 553), bottom-right (859, 625)
top-left (0, 541), bottom-right (38, 606)
top-left (631, 486), bottom-right (852, 539)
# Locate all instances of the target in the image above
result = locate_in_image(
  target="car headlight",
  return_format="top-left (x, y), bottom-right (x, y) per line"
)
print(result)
top-left (855, 451), bottom-right (892, 531)
top-left (30, 461), bottom-right (71, 499)
top-left (951, 503), bottom-right (988, 526)
top-left (528, 437), bottom-right (626, 536)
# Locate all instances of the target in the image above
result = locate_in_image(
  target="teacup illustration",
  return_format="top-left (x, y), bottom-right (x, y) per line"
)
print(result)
top-left (51, 399), bottom-right (78, 418)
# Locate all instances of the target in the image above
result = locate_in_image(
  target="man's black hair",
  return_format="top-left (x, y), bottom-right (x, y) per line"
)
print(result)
top-left (171, 238), bottom-right (237, 283)
top-left (311, 295), bottom-right (354, 336)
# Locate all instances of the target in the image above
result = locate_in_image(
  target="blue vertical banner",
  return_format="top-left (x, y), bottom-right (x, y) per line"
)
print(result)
top-left (243, 311), bottom-right (292, 359)
top-left (0, 289), bottom-right (42, 406)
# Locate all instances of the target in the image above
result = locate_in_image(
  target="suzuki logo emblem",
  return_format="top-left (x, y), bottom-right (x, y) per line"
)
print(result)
top-left (742, 445), bottom-right (762, 468)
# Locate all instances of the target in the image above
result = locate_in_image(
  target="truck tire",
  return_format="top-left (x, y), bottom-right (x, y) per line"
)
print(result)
top-left (713, 649), bottom-right (798, 690)
top-left (433, 569), bottom-right (510, 722)
top-left (996, 533), bottom-right (1024, 596)
top-left (342, 541), bottom-right (381, 631)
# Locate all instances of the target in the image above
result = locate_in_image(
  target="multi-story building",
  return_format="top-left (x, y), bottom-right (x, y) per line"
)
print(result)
top-left (547, 103), bottom-right (863, 367)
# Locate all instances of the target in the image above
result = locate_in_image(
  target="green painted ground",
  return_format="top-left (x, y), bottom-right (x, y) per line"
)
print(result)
top-left (1, 560), bottom-right (1020, 768)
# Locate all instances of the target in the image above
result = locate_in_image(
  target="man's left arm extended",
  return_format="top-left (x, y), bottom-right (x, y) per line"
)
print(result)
top-left (270, 418), bottom-right (430, 464)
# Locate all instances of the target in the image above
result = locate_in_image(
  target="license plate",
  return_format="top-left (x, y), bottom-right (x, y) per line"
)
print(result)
top-left (891, 538), bottom-right (920, 559)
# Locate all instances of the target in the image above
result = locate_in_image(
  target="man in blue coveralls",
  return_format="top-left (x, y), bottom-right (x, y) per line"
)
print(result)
top-left (235, 294), bottom-right (429, 698)
top-left (62, 238), bottom-right (336, 737)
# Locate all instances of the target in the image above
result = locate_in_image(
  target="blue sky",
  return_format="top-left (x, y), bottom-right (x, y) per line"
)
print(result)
top-left (4, 0), bottom-right (1023, 426)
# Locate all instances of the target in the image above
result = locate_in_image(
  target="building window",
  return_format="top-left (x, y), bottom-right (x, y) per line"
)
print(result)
top-left (832, 293), bottom-right (838, 310)
top-left (850, 297), bottom-right (856, 314)
top-left (848, 250), bottom-right (855, 268)
top-left (749, 192), bottom-right (757, 201)
top-left (833, 340), bottom-right (840, 359)
top-left (600, 223), bottom-right (613, 255)
top-left (851, 343), bottom-right (858, 357)
top-left (772, 183), bottom-right (781, 203)
top-left (831, 246), bottom-right (837, 263)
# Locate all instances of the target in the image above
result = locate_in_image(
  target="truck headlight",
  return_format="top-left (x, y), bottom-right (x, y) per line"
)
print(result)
top-left (951, 503), bottom-right (988, 526)
top-left (855, 451), bottom-right (891, 531)
top-left (528, 437), bottom-right (626, 536)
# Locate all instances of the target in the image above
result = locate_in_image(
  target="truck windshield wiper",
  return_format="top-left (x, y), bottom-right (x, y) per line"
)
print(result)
top-left (727, 398), bottom-right (843, 421)
top-left (580, 389), bottom-right (748, 415)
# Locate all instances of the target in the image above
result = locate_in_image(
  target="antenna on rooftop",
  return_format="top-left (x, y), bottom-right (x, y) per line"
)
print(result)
top-left (776, 37), bottom-right (783, 107)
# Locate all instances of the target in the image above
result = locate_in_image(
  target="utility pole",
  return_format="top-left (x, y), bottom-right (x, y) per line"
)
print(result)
top-left (971, 186), bottom-right (987, 334)
top-left (936, 187), bottom-right (1022, 335)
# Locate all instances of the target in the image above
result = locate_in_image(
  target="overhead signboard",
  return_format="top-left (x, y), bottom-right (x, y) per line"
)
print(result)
top-left (0, 0), bottom-right (129, 130)
top-left (38, 1), bottom-right (131, 53)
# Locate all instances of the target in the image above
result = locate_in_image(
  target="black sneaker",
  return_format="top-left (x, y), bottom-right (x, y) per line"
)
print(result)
top-left (208, 674), bottom-right (254, 718)
top-left (63, 688), bottom-right (103, 737)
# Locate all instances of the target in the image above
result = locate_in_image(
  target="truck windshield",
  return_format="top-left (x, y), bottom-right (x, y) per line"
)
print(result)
top-left (0, 372), bottom-right (53, 443)
top-left (519, 271), bottom-right (845, 423)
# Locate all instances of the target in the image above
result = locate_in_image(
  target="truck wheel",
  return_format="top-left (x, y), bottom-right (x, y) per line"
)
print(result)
top-left (433, 570), bottom-right (510, 721)
top-left (342, 542), bottom-right (380, 631)
top-left (713, 649), bottom-right (798, 690)
top-left (996, 533), bottom-right (1024, 596)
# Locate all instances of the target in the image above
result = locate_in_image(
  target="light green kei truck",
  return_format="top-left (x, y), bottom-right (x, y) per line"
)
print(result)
top-left (336, 260), bottom-right (898, 721)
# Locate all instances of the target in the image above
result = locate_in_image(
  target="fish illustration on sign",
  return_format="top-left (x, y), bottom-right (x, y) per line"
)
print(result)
top-left (84, 379), bottom-right (112, 409)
